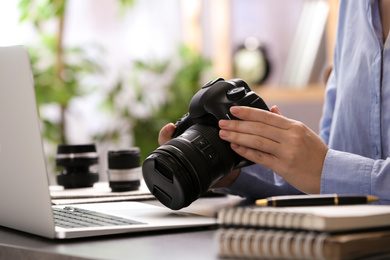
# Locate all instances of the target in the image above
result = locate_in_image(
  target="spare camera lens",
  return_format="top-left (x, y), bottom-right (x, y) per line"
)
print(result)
top-left (108, 148), bottom-right (141, 192)
top-left (56, 144), bottom-right (99, 189)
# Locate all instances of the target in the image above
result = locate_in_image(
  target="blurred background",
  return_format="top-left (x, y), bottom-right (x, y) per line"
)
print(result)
top-left (0, 0), bottom-right (338, 183)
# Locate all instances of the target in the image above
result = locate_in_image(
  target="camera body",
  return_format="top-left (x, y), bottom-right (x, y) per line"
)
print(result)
top-left (142, 78), bottom-right (269, 210)
top-left (172, 78), bottom-right (269, 159)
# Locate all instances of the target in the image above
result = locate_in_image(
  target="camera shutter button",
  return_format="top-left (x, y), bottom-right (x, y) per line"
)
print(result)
top-left (226, 87), bottom-right (246, 101)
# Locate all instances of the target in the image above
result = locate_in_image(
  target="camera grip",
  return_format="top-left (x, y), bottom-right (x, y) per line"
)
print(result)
top-left (172, 113), bottom-right (193, 138)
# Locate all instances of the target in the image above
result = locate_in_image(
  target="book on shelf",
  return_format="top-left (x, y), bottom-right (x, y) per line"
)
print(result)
top-left (215, 205), bottom-right (390, 260)
top-left (280, 0), bottom-right (329, 87)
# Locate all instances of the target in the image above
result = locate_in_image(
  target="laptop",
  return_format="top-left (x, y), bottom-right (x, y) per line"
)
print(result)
top-left (0, 45), bottom-right (216, 239)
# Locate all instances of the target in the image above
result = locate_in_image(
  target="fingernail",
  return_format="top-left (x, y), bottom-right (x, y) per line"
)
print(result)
top-left (231, 143), bottom-right (240, 149)
top-left (230, 106), bottom-right (240, 115)
top-left (219, 120), bottom-right (229, 127)
top-left (219, 130), bottom-right (229, 138)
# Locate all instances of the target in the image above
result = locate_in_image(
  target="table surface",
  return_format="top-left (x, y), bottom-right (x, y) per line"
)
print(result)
top-left (3, 195), bottom-right (390, 260)
top-left (0, 195), bottom-right (244, 260)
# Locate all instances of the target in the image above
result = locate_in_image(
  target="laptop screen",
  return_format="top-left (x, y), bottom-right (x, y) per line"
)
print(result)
top-left (0, 46), bottom-right (56, 238)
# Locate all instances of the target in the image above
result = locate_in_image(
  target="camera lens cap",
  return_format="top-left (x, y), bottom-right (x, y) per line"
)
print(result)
top-left (142, 152), bottom-right (188, 210)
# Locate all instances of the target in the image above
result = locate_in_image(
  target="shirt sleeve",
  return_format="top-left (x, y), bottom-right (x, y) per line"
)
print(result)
top-left (321, 149), bottom-right (390, 204)
top-left (319, 68), bottom-right (337, 145)
top-left (214, 164), bottom-right (303, 199)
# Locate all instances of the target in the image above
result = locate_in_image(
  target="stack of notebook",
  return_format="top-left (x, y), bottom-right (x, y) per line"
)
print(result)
top-left (214, 205), bottom-right (390, 260)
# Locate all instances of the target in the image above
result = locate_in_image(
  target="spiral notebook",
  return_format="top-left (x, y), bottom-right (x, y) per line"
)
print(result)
top-left (217, 205), bottom-right (390, 232)
top-left (216, 205), bottom-right (390, 259)
top-left (214, 227), bottom-right (390, 260)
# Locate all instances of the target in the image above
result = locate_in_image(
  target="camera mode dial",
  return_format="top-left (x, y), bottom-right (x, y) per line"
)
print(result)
top-left (226, 87), bottom-right (246, 101)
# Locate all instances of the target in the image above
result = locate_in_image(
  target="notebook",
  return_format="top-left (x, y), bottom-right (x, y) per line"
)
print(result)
top-left (214, 227), bottom-right (390, 260)
top-left (216, 205), bottom-right (390, 259)
top-left (217, 204), bottom-right (390, 232)
top-left (0, 45), bottom-right (216, 239)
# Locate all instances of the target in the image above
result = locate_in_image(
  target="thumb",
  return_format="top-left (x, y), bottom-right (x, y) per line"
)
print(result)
top-left (158, 123), bottom-right (176, 145)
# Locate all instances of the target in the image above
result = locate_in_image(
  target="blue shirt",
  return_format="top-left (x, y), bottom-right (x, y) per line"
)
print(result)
top-left (218, 0), bottom-right (390, 204)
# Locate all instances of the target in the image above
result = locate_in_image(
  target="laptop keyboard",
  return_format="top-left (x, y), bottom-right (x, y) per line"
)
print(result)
top-left (53, 206), bottom-right (144, 228)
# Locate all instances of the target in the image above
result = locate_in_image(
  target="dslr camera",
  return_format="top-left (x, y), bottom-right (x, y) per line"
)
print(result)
top-left (142, 78), bottom-right (269, 210)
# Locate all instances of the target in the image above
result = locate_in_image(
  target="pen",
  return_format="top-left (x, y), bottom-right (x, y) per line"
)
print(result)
top-left (255, 194), bottom-right (379, 207)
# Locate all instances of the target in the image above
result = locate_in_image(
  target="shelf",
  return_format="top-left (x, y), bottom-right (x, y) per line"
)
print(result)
top-left (180, 0), bottom-right (337, 98)
top-left (253, 84), bottom-right (325, 103)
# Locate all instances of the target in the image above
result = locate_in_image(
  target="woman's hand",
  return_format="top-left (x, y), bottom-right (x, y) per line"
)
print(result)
top-left (218, 106), bottom-right (328, 194)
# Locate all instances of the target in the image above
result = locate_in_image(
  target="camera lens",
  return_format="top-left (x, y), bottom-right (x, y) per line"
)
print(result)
top-left (142, 124), bottom-right (238, 210)
top-left (108, 148), bottom-right (141, 192)
top-left (56, 144), bottom-right (99, 189)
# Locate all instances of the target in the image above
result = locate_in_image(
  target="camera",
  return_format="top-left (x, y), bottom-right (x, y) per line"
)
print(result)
top-left (142, 78), bottom-right (269, 210)
top-left (56, 144), bottom-right (99, 189)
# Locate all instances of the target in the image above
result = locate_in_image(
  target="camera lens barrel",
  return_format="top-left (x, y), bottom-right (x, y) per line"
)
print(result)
top-left (108, 148), bottom-right (141, 192)
top-left (142, 124), bottom-right (236, 210)
top-left (56, 144), bottom-right (99, 189)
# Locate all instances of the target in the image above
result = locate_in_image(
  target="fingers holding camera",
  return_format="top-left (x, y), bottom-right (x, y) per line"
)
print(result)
top-left (219, 106), bottom-right (328, 194)
top-left (219, 106), bottom-right (287, 149)
top-left (219, 128), bottom-right (280, 156)
top-left (158, 123), bottom-right (176, 145)
top-left (230, 106), bottom-right (289, 129)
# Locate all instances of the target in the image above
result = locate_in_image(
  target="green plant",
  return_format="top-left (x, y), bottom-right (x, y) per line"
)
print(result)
top-left (18, 0), bottom-right (135, 145)
top-left (98, 45), bottom-right (212, 160)
top-left (17, 0), bottom-right (212, 163)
